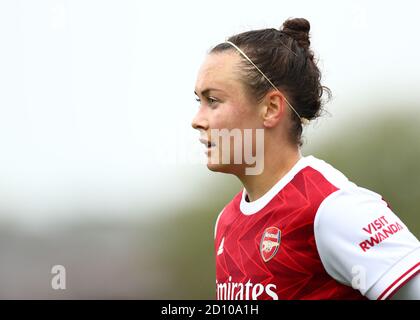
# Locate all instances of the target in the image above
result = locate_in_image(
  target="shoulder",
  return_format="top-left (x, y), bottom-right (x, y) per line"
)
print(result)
top-left (314, 186), bottom-right (391, 234)
top-left (313, 185), bottom-right (411, 247)
top-left (294, 155), bottom-right (356, 198)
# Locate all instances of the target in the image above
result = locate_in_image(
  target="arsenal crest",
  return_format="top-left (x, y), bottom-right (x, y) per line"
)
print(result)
top-left (260, 227), bottom-right (281, 262)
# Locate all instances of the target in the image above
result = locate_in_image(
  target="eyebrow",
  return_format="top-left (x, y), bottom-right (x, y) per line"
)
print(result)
top-left (194, 88), bottom-right (225, 96)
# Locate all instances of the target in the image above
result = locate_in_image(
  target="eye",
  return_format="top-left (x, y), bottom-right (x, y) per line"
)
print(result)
top-left (195, 96), bottom-right (219, 108)
top-left (207, 96), bottom-right (219, 106)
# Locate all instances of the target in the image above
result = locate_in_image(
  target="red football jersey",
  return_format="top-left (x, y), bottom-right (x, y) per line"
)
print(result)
top-left (214, 155), bottom-right (420, 300)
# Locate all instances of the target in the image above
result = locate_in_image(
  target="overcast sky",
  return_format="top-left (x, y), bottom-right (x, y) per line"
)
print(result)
top-left (0, 0), bottom-right (419, 226)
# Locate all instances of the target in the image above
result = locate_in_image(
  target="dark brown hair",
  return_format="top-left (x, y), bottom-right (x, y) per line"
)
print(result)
top-left (210, 17), bottom-right (330, 147)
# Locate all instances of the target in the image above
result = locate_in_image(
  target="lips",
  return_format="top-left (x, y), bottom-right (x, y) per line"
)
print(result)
top-left (199, 138), bottom-right (216, 148)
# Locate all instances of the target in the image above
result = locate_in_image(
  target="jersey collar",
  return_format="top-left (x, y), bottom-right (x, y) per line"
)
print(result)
top-left (240, 155), bottom-right (313, 215)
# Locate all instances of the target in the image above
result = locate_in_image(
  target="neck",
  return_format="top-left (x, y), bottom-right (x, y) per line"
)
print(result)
top-left (238, 145), bottom-right (302, 202)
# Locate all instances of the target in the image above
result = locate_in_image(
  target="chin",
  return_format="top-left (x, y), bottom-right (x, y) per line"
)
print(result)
top-left (206, 162), bottom-right (242, 176)
top-left (207, 163), bottom-right (228, 173)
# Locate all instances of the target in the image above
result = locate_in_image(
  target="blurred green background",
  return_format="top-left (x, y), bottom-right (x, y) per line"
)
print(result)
top-left (1, 110), bottom-right (418, 299)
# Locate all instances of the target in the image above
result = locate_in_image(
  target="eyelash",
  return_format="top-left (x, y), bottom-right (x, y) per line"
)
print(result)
top-left (195, 97), bottom-right (219, 107)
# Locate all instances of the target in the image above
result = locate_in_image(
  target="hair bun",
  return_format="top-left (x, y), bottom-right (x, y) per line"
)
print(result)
top-left (281, 18), bottom-right (311, 50)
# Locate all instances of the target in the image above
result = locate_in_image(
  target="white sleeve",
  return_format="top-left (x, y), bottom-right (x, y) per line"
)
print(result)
top-left (314, 187), bottom-right (420, 300)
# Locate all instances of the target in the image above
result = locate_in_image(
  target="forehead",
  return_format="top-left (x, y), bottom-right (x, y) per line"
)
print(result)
top-left (195, 51), bottom-right (242, 94)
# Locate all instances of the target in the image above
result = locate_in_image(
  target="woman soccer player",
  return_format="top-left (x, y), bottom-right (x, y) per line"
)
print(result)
top-left (191, 18), bottom-right (420, 300)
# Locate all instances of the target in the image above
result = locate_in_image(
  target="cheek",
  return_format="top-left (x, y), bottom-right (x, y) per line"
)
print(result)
top-left (207, 107), bottom-right (232, 129)
top-left (232, 108), bottom-right (259, 130)
top-left (213, 103), bottom-right (255, 130)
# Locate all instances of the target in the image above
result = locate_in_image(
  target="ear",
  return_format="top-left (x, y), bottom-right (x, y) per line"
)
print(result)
top-left (260, 90), bottom-right (287, 128)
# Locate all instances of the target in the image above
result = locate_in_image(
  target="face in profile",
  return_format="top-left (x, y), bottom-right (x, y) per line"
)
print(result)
top-left (192, 51), bottom-right (264, 176)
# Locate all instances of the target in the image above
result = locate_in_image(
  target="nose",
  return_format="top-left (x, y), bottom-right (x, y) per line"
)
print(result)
top-left (191, 108), bottom-right (209, 131)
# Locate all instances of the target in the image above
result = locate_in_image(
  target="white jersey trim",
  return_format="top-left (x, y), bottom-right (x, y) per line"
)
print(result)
top-left (239, 154), bottom-right (356, 215)
top-left (240, 155), bottom-right (308, 215)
